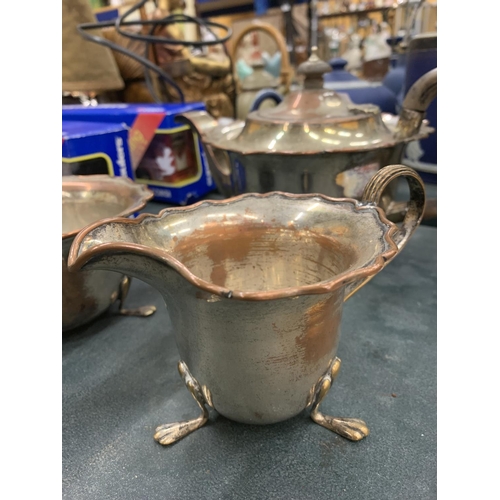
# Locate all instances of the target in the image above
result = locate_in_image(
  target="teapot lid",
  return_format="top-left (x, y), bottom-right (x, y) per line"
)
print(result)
top-left (216, 47), bottom-right (398, 153)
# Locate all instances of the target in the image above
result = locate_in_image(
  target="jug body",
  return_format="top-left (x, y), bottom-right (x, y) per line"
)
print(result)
top-left (166, 282), bottom-right (345, 424)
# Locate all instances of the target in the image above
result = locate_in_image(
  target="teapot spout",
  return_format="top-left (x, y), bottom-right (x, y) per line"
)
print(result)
top-left (176, 110), bottom-right (219, 139)
top-left (396, 68), bottom-right (437, 140)
top-left (177, 110), bottom-right (235, 197)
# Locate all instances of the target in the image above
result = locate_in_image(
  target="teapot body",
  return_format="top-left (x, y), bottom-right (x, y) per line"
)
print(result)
top-left (206, 141), bottom-right (405, 203)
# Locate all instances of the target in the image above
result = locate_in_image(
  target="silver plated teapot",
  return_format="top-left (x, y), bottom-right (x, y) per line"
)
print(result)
top-left (178, 48), bottom-right (436, 205)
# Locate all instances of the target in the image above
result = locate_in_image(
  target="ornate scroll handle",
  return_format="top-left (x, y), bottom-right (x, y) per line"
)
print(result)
top-left (231, 21), bottom-right (292, 93)
top-left (362, 164), bottom-right (426, 251)
top-left (344, 164), bottom-right (426, 302)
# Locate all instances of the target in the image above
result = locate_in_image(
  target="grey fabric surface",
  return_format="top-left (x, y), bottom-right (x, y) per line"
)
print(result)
top-left (62, 203), bottom-right (436, 500)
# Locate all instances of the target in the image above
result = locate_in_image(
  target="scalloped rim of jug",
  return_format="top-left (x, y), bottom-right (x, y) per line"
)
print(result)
top-left (68, 191), bottom-right (400, 301)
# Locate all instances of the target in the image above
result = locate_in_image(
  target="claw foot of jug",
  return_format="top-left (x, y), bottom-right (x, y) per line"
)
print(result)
top-left (117, 276), bottom-right (157, 317)
top-left (154, 360), bottom-right (211, 446)
top-left (310, 357), bottom-right (370, 442)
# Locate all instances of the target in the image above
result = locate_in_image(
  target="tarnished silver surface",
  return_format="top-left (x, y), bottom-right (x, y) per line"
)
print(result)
top-left (68, 165), bottom-right (425, 440)
top-left (177, 49), bottom-right (437, 200)
top-left (396, 68), bottom-right (438, 139)
top-left (204, 143), bottom-right (406, 201)
top-left (62, 175), bottom-right (154, 332)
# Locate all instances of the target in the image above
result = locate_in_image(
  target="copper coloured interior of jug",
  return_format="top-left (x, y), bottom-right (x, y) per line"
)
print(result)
top-left (173, 223), bottom-right (358, 292)
top-left (74, 193), bottom-right (398, 297)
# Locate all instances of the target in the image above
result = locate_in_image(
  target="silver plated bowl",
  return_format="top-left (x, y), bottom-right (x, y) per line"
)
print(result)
top-left (62, 175), bottom-right (155, 331)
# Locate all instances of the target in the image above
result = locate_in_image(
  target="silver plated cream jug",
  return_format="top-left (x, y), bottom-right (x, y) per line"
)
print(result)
top-left (68, 165), bottom-right (425, 445)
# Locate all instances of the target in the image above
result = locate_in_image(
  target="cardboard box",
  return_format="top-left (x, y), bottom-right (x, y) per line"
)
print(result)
top-left (62, 120), bottom-right (133, 178)
top-left (62, 102), bottom-right (215, 205)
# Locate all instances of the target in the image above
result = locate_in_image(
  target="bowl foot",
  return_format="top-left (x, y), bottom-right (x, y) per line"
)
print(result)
top-left (117, 276), bottom-right (157, 317)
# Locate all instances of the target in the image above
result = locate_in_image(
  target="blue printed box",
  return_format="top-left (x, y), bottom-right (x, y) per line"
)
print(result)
top-left (62, 120), bottom-right (132, 178)
top-left (62, 102), bottom-right (215, 205)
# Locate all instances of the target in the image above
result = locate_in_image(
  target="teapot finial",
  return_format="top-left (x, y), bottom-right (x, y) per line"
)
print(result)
top-left (297, 46), bottom-right (331, 89)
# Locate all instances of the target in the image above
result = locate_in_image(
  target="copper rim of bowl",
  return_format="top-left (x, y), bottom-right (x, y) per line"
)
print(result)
top-left (62, 175), bottom-right (154, 241)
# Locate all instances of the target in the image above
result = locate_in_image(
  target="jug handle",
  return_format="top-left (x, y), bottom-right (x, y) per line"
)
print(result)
top-left (249, 89), bottom-right (283, 113)
top-left (344, 164), bottom-right (426, 301)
